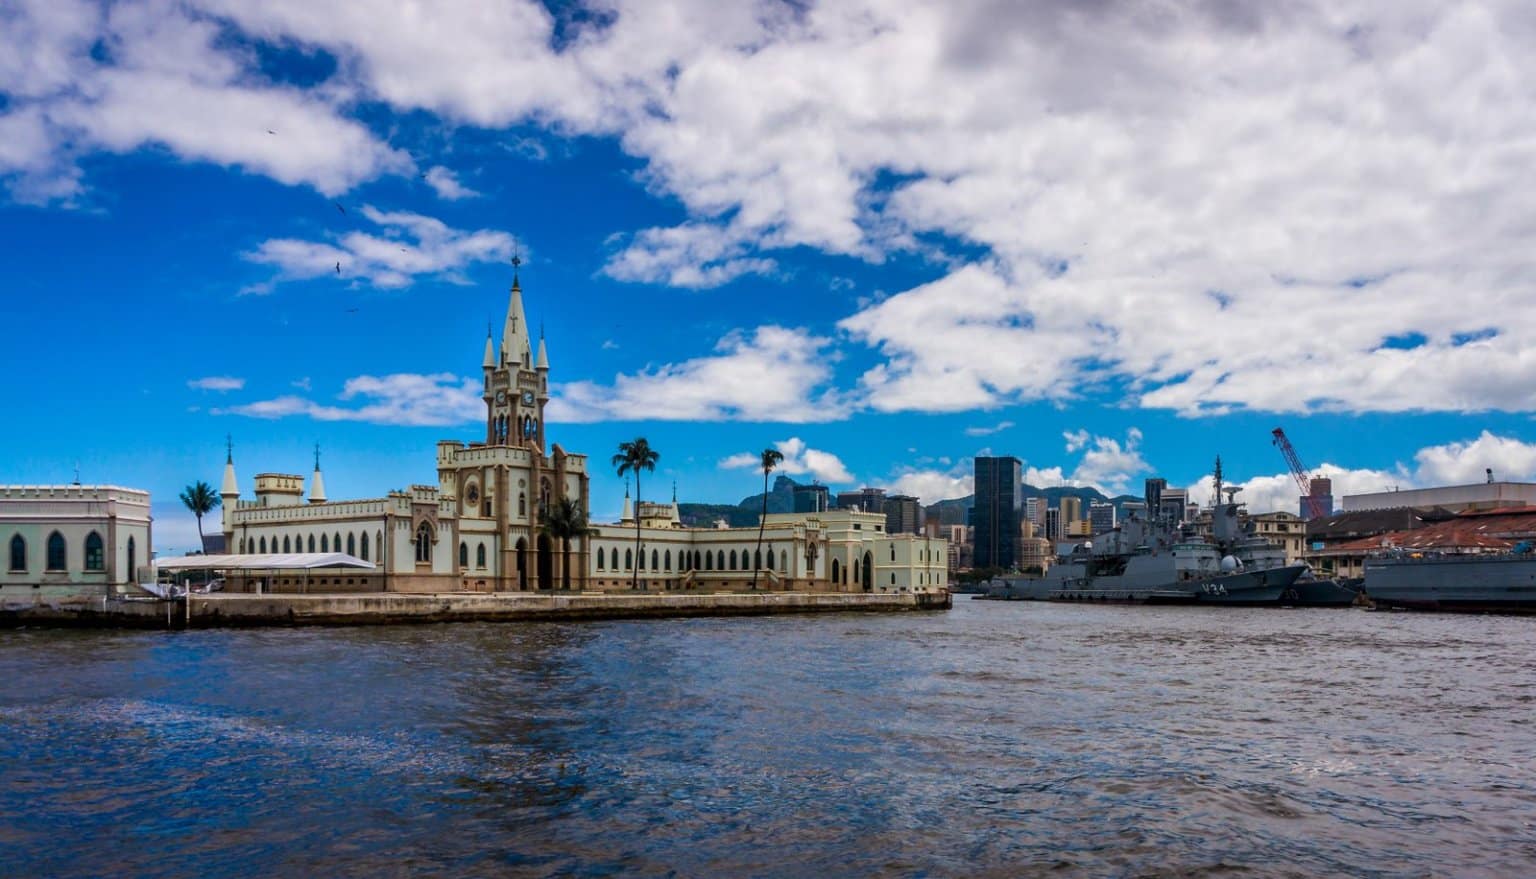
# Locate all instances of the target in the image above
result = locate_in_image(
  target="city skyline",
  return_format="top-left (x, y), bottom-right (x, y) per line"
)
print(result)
top-left (7, 1), bottom-right (1536, 554)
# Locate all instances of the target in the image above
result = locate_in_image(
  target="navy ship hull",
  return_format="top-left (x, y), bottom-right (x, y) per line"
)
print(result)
top-left (1284, 577), bottom-right (1361, 608)
top-left (1364, 555), bottom-right (1536, 613)
top-left (984, 563), bottom-right (1308, 606)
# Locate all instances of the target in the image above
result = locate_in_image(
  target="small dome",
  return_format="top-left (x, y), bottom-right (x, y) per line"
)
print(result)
top-left (1220, 555), bottom-right (1240, 572)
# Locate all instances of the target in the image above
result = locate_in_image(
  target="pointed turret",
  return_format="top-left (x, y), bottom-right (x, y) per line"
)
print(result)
top-left (500, 257), bottom-right (530, 367)
top-left (309, 444), bottom-right (327, 504)
top-left (620, 485), bottom-right (633, 524)
top-left (220, 435), bottom-right (239, 498)
top-left (483, 328), bottom-right (495, 369)
top-left (536, 326), bottom-right (549, 371)
top-left (670, 481), bottom-right (680, 526)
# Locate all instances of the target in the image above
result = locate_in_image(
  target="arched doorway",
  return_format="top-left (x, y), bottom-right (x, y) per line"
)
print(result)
top-left (536, 534), bottom-right (554, 591)
top-left (862, 551), bottom-right (873, 593)
top-left (516, 538), bottom-right (528, 591)
top-left (831, 558), bottom-right (840, 588)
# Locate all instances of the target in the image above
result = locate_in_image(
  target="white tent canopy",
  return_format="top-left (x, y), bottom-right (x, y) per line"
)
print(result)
top-left (154, 553), bottom-right (376, 570)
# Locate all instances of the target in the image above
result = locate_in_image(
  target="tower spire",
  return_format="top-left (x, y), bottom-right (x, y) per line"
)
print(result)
top-left (500, 254), bottom-right (530, 366)
top-left (309, 442), bottom-right (327, 504)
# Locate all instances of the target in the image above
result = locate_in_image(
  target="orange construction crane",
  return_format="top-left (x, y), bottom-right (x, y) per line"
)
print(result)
top-left (1272, 427), bottom-right (1328, 520)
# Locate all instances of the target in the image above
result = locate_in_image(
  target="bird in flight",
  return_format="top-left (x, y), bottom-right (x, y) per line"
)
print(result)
top-left (267, 129), bottom-right (276, 135)
top-left (335, 262), bottom-right (341, 275)
top-left (334, 202), bottom-right (346, 215)
top-left (346, 308), bottom-right (359, 313)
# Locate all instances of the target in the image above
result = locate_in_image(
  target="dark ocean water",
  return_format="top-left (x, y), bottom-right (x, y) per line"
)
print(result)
top-left (3, 599), bottom-right (1534, 878)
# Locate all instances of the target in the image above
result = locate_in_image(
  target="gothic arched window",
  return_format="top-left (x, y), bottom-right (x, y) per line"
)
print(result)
top-left (45, 532), bottom-right (66, 570)
top-left (321, 533), bottom-right (329, 553)
top-left (705, 551), bottom-right (713, 571)
top-left (651, 549), bottom-right (659, 570)
top-left (347, 533), bottom-right (356, 556)
top-left (307, 535), bottom-right (316, 553)
top-left (477, 543), bottom-right (487, 568)
top-left (519, 493), bottom-right (526, 516)
top-left (415, 523), bottom-right (433, 563)
top-left (84, 532), bottom-right (104, 571)
top-left (8, 534), bottom-right (24, 572)
top-left (664, 550), bottom-right (671, 571)
top-left (597, 547), bottom-right (605, 569)
top-left (282, 536), bottom-right (290, 553)
top-left (831, 558), bottom-right (841, 584)
top-left (360, 532), bottom-right (370, 561)
top-left (127, 536), bottom-right (136, 576)
top-left (717, 550), bottom-right (726, 570)
top-left (625, 548), bottom-right (633, 570)
top-left (459, 541), bottom-right (469, 567)
top-left (754, 549), bottom-right (762, 571)
top-left (729, 550), bottom-right (737, 570)
top-left (781, 550), bottom-right (787, 572)
top-left (260, 536), bottom-right (267, 553)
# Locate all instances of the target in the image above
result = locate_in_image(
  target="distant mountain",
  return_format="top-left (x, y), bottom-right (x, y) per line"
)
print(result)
top-left (678, 474), bottom-right (799, 528)
top-left (924, 483), bottom-right (1144, 526)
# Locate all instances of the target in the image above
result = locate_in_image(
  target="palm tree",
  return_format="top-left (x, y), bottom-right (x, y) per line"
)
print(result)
top-left (179, 480), bottom-right (222, 552)
top-left (540, 496), bottom-right (594, 591)
top-left (612, 438), bottom-right (659, 591)
top-left (751, 447), bottom-right (785, 590)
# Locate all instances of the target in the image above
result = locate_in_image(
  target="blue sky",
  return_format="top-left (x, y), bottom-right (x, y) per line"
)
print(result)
top-left (6, 0), bottom-right (1536, 554)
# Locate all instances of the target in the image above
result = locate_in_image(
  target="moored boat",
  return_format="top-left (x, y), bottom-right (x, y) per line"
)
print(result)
top-left (1364, 551), bottom-right (1536, 613)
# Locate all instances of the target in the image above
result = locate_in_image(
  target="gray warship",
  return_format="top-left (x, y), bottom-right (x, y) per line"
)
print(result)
top-left (985, 461), bottom-right (1311, 605)
top-left (1364, 546), bottom-right (1536, 613)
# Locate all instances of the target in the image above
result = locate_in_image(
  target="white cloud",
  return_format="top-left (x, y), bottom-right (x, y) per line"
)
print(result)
top-left (719, 437), bottom-right (854, 485)
top-left (12, 1), bottom-right (1536, 418)
top-left (245, 205), bottom-right (516, 290)
top-left (550, 326), bottom-right (848, 423)
top-left (0, 0), bottom-right (408, 203)
top-left (215, 372), bottom-right (481, 427)
top-left (424, 166), bottom-right (479, 200)
top-left (188, 375), bottom-right (244, 392)
top-left (964, 420), bottom-right (1013, 437)
top-left (887, 465), bottom-right (972, 506)
top-left (1067, 427), bottom-right (1148, 496)
top-left (603, 222), bottom-right (777, 289)
top-left (1413, 431), bottom-right (1536, 486)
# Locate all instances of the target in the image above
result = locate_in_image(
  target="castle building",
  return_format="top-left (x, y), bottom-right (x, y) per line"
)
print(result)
top-left (221, 268), bottom-right (591, 593)
top-left (218, 269), bottom-right (947, 595)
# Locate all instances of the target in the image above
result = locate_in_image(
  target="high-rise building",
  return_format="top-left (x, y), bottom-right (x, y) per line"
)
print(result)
top-left (1043, 508), bottom-right (1061, 543)
top-left (1089, 501), bottom-right (1117, 534)
top-left (792, 483), bottom-right (830, 514)
top-left (1144, 478), bottom-right (1167, 520)
top-left (973, 456), bottom-right (1022, 570)
top-left (1161, 487), bottom-right (1189, 524)
top-left (1058, 496), bottom-right (1082, 536)
top-left (836, 487), bottom-right (886, 514)
top-left (1305, 476), bottom-right (1334, 518)
top-left (883, 494), bottom-right (923, 535)
top-left (1024, 496), bottom-right (1044, 527)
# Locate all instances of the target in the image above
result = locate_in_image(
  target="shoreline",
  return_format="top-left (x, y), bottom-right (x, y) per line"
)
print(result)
top-left (0, 589), bottom-right (952, 629)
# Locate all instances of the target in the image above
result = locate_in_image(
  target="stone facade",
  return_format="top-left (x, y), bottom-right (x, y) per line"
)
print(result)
top-left (222, 271), bottom-right (590, 593)
top-left (1, 485), bottom-right (152, 600)
top-left (217, 270), bottom-right (946, 595)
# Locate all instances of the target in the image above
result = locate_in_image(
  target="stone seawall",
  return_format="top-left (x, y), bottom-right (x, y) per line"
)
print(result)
top-left (0, 590), bottom-right (951, 629)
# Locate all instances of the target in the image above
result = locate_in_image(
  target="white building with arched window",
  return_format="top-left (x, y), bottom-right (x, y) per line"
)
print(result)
top-left (1, 485), bottom-right (152, 602)
top-left (220, 268), bottom-right (592, 594)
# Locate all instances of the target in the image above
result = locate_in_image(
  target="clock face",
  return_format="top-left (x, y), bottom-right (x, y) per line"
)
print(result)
top-left (522, 390), bottom-right (535, 405)
top-left (495, 390), bottom-right (506, 404)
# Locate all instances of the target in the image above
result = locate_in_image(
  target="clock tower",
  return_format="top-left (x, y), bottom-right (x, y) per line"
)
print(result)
top-left (482, 258), bottom-right (550, 450)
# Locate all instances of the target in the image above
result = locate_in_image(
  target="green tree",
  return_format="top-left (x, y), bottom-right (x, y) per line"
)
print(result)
top-left (612, 438), bottom-right (659, 591)
top-left (179, 480), bottom-right (222, 551)
top-left (750, 447), bottom-right (785, 590)
top-left (540, 496), bottom-right (594, 591)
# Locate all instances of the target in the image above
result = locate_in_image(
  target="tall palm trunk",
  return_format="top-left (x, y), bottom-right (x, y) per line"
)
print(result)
top-left (633, 472), bottom-right (642, 591)
top-left (752, 470), bottom-right (768, 590)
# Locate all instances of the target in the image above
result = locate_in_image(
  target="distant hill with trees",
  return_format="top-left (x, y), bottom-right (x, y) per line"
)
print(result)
top-left (677, 474), bottom-right (1143, 530)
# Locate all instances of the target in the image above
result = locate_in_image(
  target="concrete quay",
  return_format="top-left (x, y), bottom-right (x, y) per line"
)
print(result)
top-left (0, 589), bottom-right (951, 629)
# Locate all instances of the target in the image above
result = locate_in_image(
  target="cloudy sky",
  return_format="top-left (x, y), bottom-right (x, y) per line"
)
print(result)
top-left (5, 0), bottom-right (1536, 552)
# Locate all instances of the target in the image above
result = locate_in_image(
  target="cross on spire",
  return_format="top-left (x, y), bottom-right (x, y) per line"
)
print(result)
top-left (226, 433), bottom-right (233, 464)
top-left (314, 443), bottom-right (321, 471)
